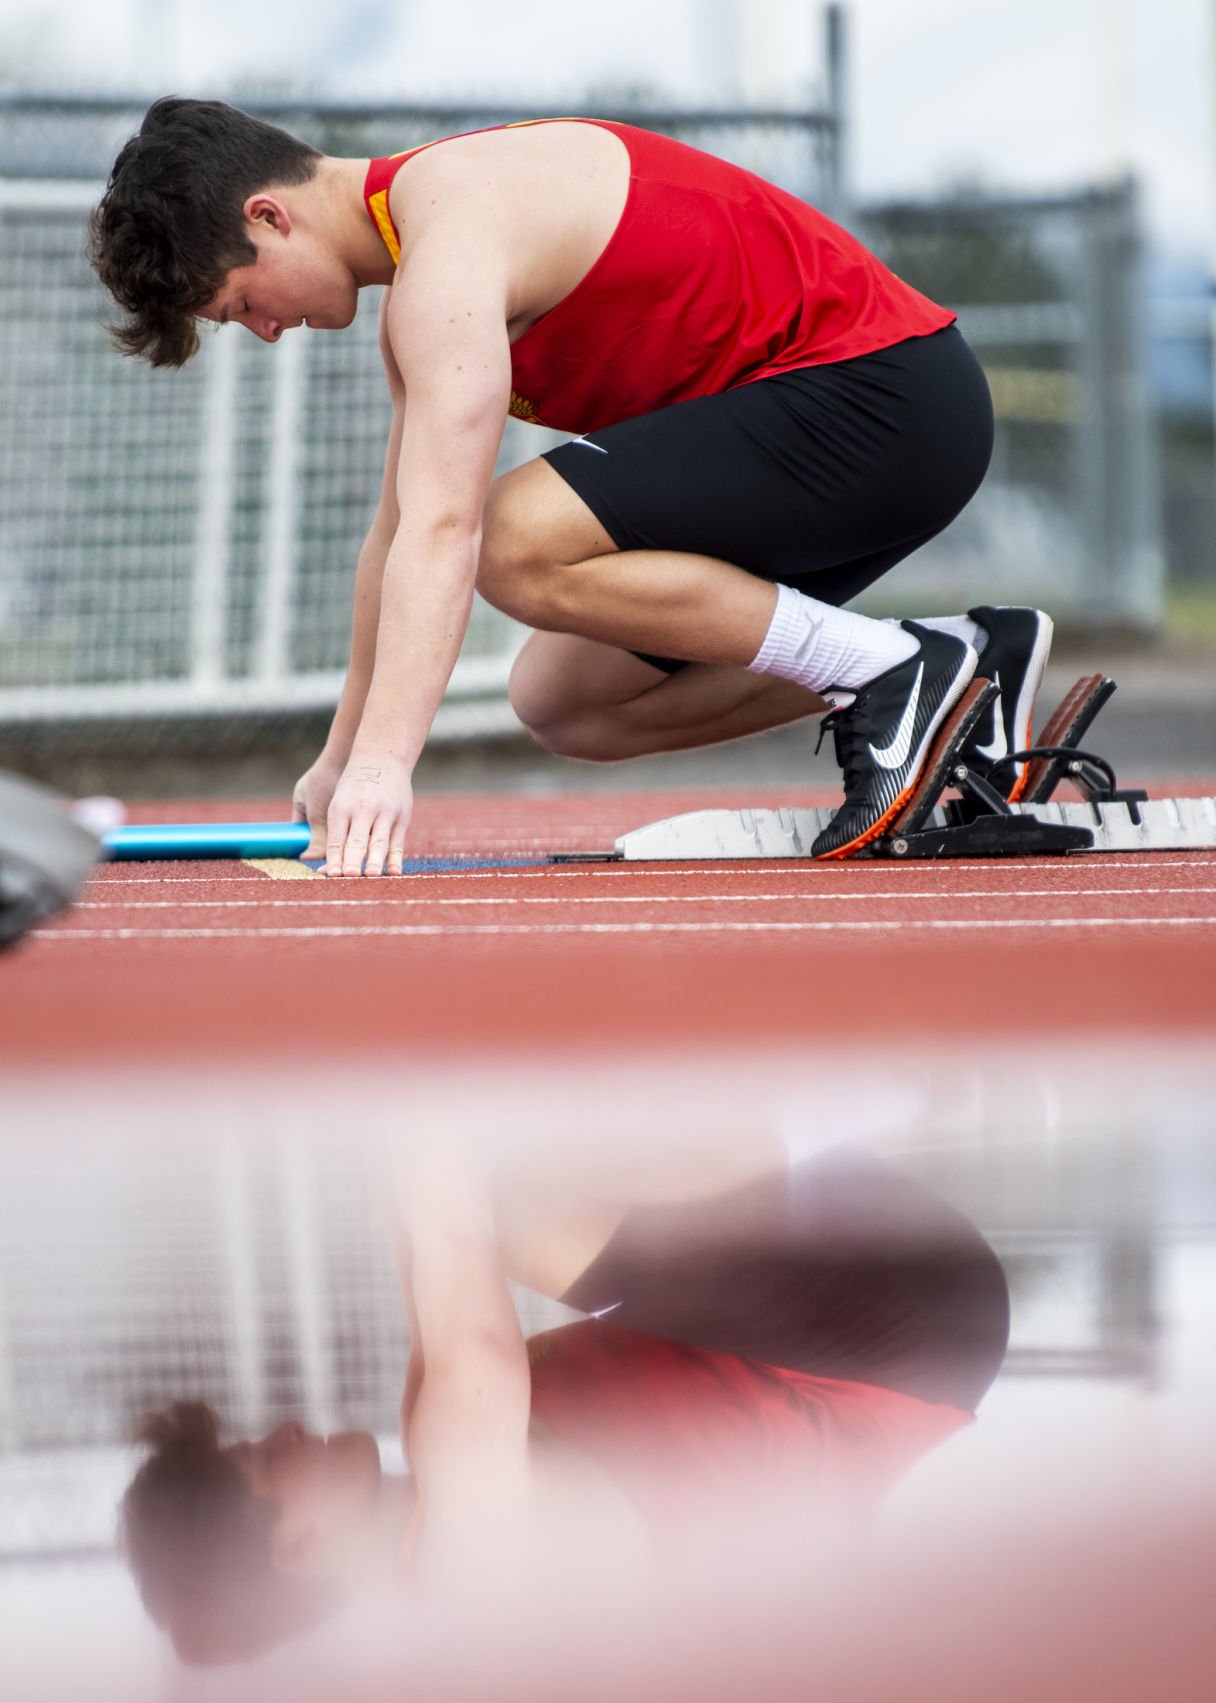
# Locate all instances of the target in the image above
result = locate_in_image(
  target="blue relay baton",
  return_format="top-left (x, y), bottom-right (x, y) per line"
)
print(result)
top-left (103, 822), bottom-right (311, 861)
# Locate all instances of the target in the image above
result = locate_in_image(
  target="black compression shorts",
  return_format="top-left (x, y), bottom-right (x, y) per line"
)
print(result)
top-left (560, 1145), bottom-right (1010, 1413)
top-left (542, 324), bottom-right (994, 672)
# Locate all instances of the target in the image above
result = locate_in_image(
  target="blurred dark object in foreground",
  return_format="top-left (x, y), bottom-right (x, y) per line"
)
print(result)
top-left (0, 770), bottom-right (99, 947)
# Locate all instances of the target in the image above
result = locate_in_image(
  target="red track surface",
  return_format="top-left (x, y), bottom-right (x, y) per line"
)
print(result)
top-left (4, 784), bottom-right (1216, 1061)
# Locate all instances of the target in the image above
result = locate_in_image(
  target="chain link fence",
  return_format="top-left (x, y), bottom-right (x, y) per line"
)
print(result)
top-left (0, 94), bottom-right (840, 747)
top-left (855, 183), bottom-right (1164, 627)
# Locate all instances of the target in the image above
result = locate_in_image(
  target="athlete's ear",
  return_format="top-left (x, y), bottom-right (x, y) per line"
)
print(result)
top-left (243, 193), bottom-right (293, 237)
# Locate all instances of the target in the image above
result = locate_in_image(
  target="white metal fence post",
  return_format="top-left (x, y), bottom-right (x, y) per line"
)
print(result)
top-left (218, 1141), bottom-right (267, 1437)
top-left (191, 328), bottom-right (239, 689)
top-left (257, 329), bottom-right (306, 685)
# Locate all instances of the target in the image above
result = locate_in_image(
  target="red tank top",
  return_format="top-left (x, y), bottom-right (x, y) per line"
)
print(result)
top-left (363, 120), bottom-right (955, 434)
top-left (528, 1320), bottom-right (969, 1527)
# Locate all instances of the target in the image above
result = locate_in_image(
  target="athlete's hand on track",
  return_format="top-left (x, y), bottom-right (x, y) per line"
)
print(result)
top-left (324, 753), bottom-right (414, 877)
top-left (291, 748), bottom-right (348, 863)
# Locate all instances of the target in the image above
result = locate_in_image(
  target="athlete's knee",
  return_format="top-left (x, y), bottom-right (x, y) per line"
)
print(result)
top-left (521, 713), bottom-right (626, 762)
top-left (507, 654), bottom-right (623, 760)
top-left (507, 645), bottom-right (554, 732)
top-left (508, 653), bottom-right (589, 755)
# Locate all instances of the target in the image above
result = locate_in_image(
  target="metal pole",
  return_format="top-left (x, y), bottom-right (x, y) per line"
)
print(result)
top-left (1210, 0), bottom-right (1216, 508)
top-left (279, 1136), bottom-right (335, 1434)
top-left (1095, 0), bottom-right (1135, 185)
top-left (191, 330), bottom-right (238, 689)
top-left (1076, 194), bottom-right (1112, 620)
top-left (823, 2), bottom-right (847, 219)
top-left (219, 1142), bottom-right (267, 1436)
top-left (257, 332), bottom-right (306, 683)
top-left (1119, 179), bottom-right (1168, 628)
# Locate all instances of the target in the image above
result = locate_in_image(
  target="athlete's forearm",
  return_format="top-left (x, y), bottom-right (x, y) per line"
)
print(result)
top-left (323, 511), bottom-right (398, 759)
top-left (399, 1141), bottom-right (520, 1365)
top-left (351, 521), bottom-right (481, 770)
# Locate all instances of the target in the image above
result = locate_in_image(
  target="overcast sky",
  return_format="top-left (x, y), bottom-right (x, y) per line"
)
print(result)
top-left (1, 0), bottom-right (1212, 258)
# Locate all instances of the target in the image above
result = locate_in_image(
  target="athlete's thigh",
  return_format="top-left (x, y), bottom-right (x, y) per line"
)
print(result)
top-left (786, 525), bottom-right (946, 610)
top-left (562, 1147), bottom-right (1010, 1411)
top-left (483, 456), bottom-right (621, 572)
top-left (538, 328), bottom-right (991, 588)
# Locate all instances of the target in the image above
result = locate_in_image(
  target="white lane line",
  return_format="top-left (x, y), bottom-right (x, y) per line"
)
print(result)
top-left (34, 916), bottom-right (1216, 942)
top-left (89, 853), bottom-right (1216, 888)
top-left (74, 886), bottom-right (1216, 911)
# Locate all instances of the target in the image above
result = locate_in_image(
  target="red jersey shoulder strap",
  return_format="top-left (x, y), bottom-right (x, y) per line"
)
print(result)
top-left (362, 119), bottom-right (600, 267)
top-left (363, 149), bottom-right (419, 266)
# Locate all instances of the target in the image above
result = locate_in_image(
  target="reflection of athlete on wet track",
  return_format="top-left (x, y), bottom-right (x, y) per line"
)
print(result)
top-left (524, 1141), bottom-right (1010, 1534)
top-left (122, 1135), bottom-right (1009, 1663)
top-left (92, 104), bottom-right (1053, 871)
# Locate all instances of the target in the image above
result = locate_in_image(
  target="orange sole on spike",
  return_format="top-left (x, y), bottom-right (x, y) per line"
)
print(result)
top-left (814, 680), bottom-right (999, 861)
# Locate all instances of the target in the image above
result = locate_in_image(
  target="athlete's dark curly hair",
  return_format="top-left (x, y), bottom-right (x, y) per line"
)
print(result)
top-left (121, 1400), bottom-right (331, 1665)
top-left (88, 98), bottom-right (321, 369)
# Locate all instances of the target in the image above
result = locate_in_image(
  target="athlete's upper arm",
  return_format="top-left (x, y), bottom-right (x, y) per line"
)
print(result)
top-left (371, 291), bottom-right (405, 532)
top-left (383, 172), bottom-right (514, 524)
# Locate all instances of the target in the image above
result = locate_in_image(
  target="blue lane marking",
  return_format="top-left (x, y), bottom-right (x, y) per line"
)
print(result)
top-left (302, 856), bottom-right (549, 873)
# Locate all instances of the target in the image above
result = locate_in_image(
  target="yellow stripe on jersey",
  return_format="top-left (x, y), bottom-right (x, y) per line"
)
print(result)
top-left (367, 187), bottom-right (401, 265)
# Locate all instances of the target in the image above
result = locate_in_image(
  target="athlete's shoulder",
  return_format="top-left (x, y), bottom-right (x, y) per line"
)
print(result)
top-left (389, 120), bottom-right (622, 210)
top-left (384, 131), bottom-right (512, 247)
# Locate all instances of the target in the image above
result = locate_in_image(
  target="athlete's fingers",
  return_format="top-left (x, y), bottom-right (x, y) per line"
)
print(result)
top-left (340, 824), bottom-right (371, 878)
top-left (326, 769), bottom-right (412, 876)
top-left (298, 798), bottom-right (327, 864)
top-left (365, 821), bottom-right (394, 879)
top-left (370, 804), bottom-right (412, 876)
top-left (324, 802), bottom-right (355, 878)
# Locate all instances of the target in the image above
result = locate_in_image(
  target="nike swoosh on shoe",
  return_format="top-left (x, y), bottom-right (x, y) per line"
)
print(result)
top-left (973, 669), bottom-right (1007, 761)
top-left (811, 635), bottom-right (977, 860)
top-left (868, 663), bottom-right (923, 770)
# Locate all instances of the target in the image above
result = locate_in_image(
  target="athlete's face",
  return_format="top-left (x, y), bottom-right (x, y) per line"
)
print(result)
top-left (226, 1421), bottom-right (382, 1575)
top-left (200, 195), bottom-right (359, 343)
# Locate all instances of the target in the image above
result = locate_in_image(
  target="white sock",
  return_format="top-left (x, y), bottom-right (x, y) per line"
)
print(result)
top-left (748, 584), bottom-right (918, 693)
top-left (906, 613), bottom-right (987, 652)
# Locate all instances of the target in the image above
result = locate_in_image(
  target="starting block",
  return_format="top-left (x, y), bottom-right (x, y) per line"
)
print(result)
top-left (562, 675), bottom-right (1216, 863)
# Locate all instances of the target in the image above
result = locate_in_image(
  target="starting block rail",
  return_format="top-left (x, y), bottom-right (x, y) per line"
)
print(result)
top-left (573, 675), bottom-right (1216, 863)
top-left (604, 794), bottom-right (1216, 861)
